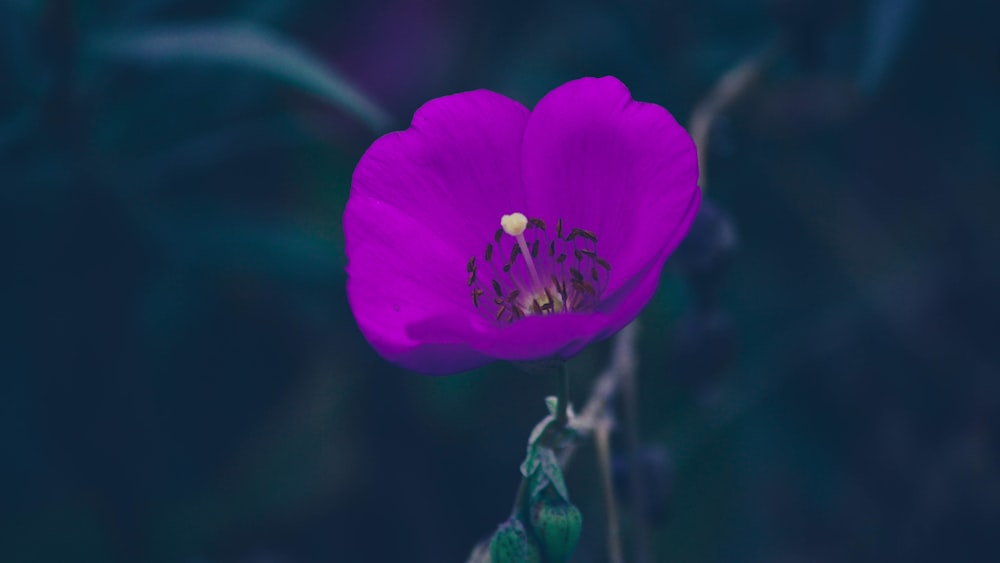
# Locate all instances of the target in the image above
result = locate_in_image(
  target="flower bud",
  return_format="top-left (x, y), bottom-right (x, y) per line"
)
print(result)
top-left (529, 498), bottom-right (582, 563)
top-left (489, 517), bottom-right (542, 563)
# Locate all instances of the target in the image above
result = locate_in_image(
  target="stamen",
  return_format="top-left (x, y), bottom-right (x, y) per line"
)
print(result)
top-left (509, 243), bottom-right (521, 263)
top-left (468, 214), bottom-right (611, 324)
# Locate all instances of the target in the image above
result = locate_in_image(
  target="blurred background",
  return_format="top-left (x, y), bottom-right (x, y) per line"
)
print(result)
top-left (3, 0), bottom-right (999, 561)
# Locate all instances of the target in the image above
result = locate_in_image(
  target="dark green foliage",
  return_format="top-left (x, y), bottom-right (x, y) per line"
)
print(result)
top-left (3, 0), bottom-right (999, 562)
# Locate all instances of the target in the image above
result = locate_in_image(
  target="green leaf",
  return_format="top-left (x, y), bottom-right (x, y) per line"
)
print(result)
top-left (527, 414), bottom-right (556, 448)
top-left (524, 445), bottom-right (570, 504)
top-left (544, 396), bottom-right (558, 415)
top-left (91, 23), bottom-right (391, 133)
top-left (535, 447), bottom-right (569, 503)
top-left (520, 444), bottom-right (540, 478)
top-left (529, 466), bottom-right (551, 501)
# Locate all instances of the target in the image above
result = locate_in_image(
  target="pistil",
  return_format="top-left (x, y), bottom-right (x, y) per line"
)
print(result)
top-left (501, 212), bottom-right (545, 294)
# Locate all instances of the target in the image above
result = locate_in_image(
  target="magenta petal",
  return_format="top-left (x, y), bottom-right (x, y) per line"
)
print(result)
top-left (594, 186), bottom-right (700, 326)
top-left (520, 76), bottom-right (700, 298)
top-left (351, 89), bottom-right (530, 256)
top-left (407, 309), bottom-right (606, 362)
top-left (345, 89), bottom-right (530, 373)
top-left (408, 185), bottom-right (697, 365)
top-left (345, 196), bottom-right (490, 374)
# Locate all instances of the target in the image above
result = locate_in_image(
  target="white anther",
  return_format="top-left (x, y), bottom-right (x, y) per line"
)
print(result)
top-left (500, 212), bottom-right (528, 237)
top-left (500, 212), bottom-right (543, 294)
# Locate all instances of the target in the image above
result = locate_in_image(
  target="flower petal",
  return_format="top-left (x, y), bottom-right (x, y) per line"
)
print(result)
top-left (595, 186), bottom-right (700, 322)
top-left (345, 89), bottom-right (530, 373)
top-left (407, 308), bottom-right (608, 362)
top-left (350, 89), bottom-right (530, 257)
top-left (407, 185), bottom-right (696, 367)
top-left (347, 77), bottom-right (701, 375)
top-left (520, 76), bottom-right (700, 299)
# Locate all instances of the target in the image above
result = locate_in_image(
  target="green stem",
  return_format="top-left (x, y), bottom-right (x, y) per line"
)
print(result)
top-left (556, 361), bottom-right (570, 427)
top-left (510, 475), bottom-right (529, 519)
top-left (510, 361), bottom-right (571, 519)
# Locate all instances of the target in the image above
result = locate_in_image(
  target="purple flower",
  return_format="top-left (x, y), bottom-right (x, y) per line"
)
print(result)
top-left (345, 76), bottom-right (700, 374)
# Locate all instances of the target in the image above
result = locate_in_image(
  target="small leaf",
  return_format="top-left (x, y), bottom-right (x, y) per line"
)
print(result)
top-left (544, 396), bottom-right (558, 415)
top-left (92, 23), bottom-right (391, 133)
top-left (520, 444), bottom-right (540, 478)
top-left (526, 446), bottom-right (570, 504)
top-left (529, 471), bottom-right (551, 501)
top-left (536, 447), bottom-right (569, 502)
top-left (527, 413), bottom-right (556, 447)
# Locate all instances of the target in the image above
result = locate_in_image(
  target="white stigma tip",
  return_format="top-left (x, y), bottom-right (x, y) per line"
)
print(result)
top-left (500, 212), bottom-right (528, 236)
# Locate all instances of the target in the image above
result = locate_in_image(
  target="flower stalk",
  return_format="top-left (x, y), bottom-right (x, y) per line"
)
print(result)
top-left (556, 362), bottom-right (570, 427)
top-left (622, 336), bottom-right (651, 563)
top-left (595, 416), bottom-right (624, 563)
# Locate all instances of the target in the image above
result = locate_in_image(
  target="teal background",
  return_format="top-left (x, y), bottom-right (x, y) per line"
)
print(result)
top-left (3, 0), bottom-right (998, 561)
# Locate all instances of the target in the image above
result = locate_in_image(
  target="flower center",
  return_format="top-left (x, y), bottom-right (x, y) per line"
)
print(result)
top-left (468, 212), bottom-right (611, 323)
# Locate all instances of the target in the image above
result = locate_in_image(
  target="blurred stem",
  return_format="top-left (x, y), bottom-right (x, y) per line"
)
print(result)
top-left (595, 418), bottom-right (624, 563)
top-left (621, 342), bottom-right (650, 563)
top-left (558, 322), bottom-right (639, 469)
top-left (689, 41), bottom-right (779, 191)
top-left (557, 361), bottom-right (571, 427)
